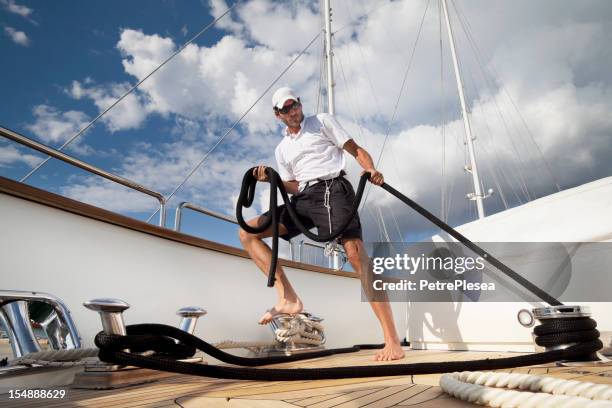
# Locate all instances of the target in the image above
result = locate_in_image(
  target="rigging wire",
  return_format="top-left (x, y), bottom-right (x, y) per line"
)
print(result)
top-left (332, 0), bottom-right (395, 36)
top-left (20, 2), bottom-right (239, 183)
top-left (336, 0), bottom-right (405, 198)
top-left (345, 2), bottom-right (383, 116)
top-left (145, 32), bottom-right (323, 223)
top-left (458, 60), bottom-right (506, 207)
top-left (444, 121), bottom-right (467, 224)
top-left (376, 205), bottom-right (392, 242)
top-left (438, 0), bottom-right (448, 222)
top-left (360, 0), bottom-right (431, 212)
top-left (336, 0), bottom-right (408, 244)
top-left (450, 0), bottom-right (561, 194)
top-left (387, 204), bottom-right (405, 243)
top-left (332, 0), bottom-right (398, 242)
top-left (469, 102), bottom-right (511, 209)
top-left (335, 51), bottom-right (370, 150)
top-left (315, 0), bottom-right (325, 114)
top-left (335, 47), bottom-right (387, 242)
top-left (366, 205), bottom-right (385, 242)
top-left (502, 89), bottom-right (562, 192)
top-left (461, 62), bottom-right (517, 209)
top-left (449, 0), bottom-right (532, 203)
top-left (453, 0), bottom-right (561, 193)
top-left (443, 0), bottom-right (494, 212)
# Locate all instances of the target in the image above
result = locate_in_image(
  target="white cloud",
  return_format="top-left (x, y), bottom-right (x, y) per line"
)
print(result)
top-left (39, 0), bottom-right (612, 238)
top-left (60, 133), bottom-right (272, 217)
top-left (236, 0), bottom-right (320, 53)
top-left (4, 26), bottom-right (30, 46)
top-left (61, 179), bottom-right (159, 213)
top-left (0, 144), bottom-right (40, 167)
top-left (0, 0), bottom-right (32, 18)
top-left (25, 105), bottom-right (92, 153)
top-left (208, 0), bottom-right (242, 34)
top-left (0, 0), bottom-right (37, 25)
top-left (107, 28), bottom-right (318, 134)
top-left (337, 72), bottom-right (612, 237)
top-left (67, 80), bottom-right (149, 132)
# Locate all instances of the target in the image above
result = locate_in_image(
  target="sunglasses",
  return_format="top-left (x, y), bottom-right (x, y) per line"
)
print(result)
top-left (276, 100), bottom-right (301, 114)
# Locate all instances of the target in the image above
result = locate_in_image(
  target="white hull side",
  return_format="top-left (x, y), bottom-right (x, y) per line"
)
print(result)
top-left (412, 177), bottom-right (612, 351)
top-left (0, 193), bottom-right (406, 350)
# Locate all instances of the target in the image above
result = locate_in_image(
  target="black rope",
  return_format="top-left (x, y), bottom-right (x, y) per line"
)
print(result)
top-left (236, 168), bottom-right (369, 287)
top-left (96, 324), bottom-right (382, 367)
top-left (236, 167), bottom-right (562, 306)
top-left (380, 183), bottom-right (563, 306)
top-left (95, 322), bottom-right (602, 381)
top-left (92, 169), bottom-right (601, 380)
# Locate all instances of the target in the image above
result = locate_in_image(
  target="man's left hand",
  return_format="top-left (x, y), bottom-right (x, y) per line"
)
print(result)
top-left (364, 169), bottom-right (384, 186)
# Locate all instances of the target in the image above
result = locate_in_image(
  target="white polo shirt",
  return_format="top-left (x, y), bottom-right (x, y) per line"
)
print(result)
top-left (275, 113), bottom-right (352, 191)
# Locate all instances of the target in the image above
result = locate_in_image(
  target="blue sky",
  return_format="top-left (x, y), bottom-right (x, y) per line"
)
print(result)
top-left (1, 0), bottom-right (247, 246)
top-left (1, 0), bottom-right (611, 253)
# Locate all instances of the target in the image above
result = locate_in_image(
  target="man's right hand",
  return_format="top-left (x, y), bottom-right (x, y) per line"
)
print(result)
top-left (253, 165), bottom-right (269, 182)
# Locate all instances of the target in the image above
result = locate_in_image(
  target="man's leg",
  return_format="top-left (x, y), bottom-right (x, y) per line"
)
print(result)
top-left (238, 216), bottom-right (303, 324)
top-left (343, 237), bottom-right (405, 361)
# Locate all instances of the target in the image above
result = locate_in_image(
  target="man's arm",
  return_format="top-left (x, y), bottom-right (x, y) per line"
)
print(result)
top-left (283, 180), bottom-right (299, 195)
top-left (342, 139), bottom-right (384, 185)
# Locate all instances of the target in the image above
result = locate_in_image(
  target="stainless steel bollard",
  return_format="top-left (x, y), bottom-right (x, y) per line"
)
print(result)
top-left (176, 307), bottom-right (207, 334)
top-left (83, 298), bottom-right (130, 336)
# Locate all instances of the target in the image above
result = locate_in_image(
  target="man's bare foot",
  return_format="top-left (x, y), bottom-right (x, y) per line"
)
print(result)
top-left (258, 299), bottom-right (303, 325)
top-left (374, 340), bottom-right (405, 361)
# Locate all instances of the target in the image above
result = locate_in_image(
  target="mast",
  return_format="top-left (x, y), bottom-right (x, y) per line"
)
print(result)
top-left (441, 0), bottom-right (486, 219)
top-left (324, 0), bottom-right (342, 269)
top-left (324, 0), bottom-right (335, 114)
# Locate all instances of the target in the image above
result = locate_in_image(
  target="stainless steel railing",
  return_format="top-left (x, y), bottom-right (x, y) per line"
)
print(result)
top-left (0, 126), bottom-right (345, 270)
top-left (174, 201), bottom-right (238, 231)
top-left (175, 203), bottom-right (347, 270)
top-left (0, 290), bottom-right (82, 358)
top-left (0, 126), bottom-right (167, 226)
top-left (176, 201), bottom-right (306, 265)
top-left (300, 241), bottom-right (347, 270)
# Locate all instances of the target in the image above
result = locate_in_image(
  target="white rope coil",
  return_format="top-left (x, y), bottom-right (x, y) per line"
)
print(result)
top-left (274, 315), bottom-right (325, 346)
top-left (440, 371), bottom-right (612, 408)
top-left (9, 348), bottom-right (99, 367)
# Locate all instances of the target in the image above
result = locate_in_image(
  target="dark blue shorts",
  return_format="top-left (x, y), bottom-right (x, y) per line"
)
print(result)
top-left (261, 176), bottom-right (362, 243)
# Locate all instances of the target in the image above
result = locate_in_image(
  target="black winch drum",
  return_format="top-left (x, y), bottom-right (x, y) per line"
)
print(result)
top-left (533, 305), bottom-right (591, 351)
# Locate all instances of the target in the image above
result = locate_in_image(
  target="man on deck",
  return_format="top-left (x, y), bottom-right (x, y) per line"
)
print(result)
top-left (238, 87), bottom-right (405, 361)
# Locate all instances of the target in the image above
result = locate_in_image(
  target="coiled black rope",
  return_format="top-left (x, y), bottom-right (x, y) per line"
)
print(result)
top-left (534, 317), bottom-right (600, 351)
top-left (95, 321), bottom-right (602, 381)
top-left (236, 167), bottom-right (562, 306)
top-left (236, 168), bottom-right (369, 287)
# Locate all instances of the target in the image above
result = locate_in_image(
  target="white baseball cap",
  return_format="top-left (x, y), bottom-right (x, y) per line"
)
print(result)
top-left (272, 87), bottom-right (299, 109)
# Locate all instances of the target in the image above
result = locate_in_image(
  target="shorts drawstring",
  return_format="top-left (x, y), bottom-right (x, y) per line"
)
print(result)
top-left (323, 179), bottom-right (334, 234)
top-left (323, 180), bottom-right (339, 257)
